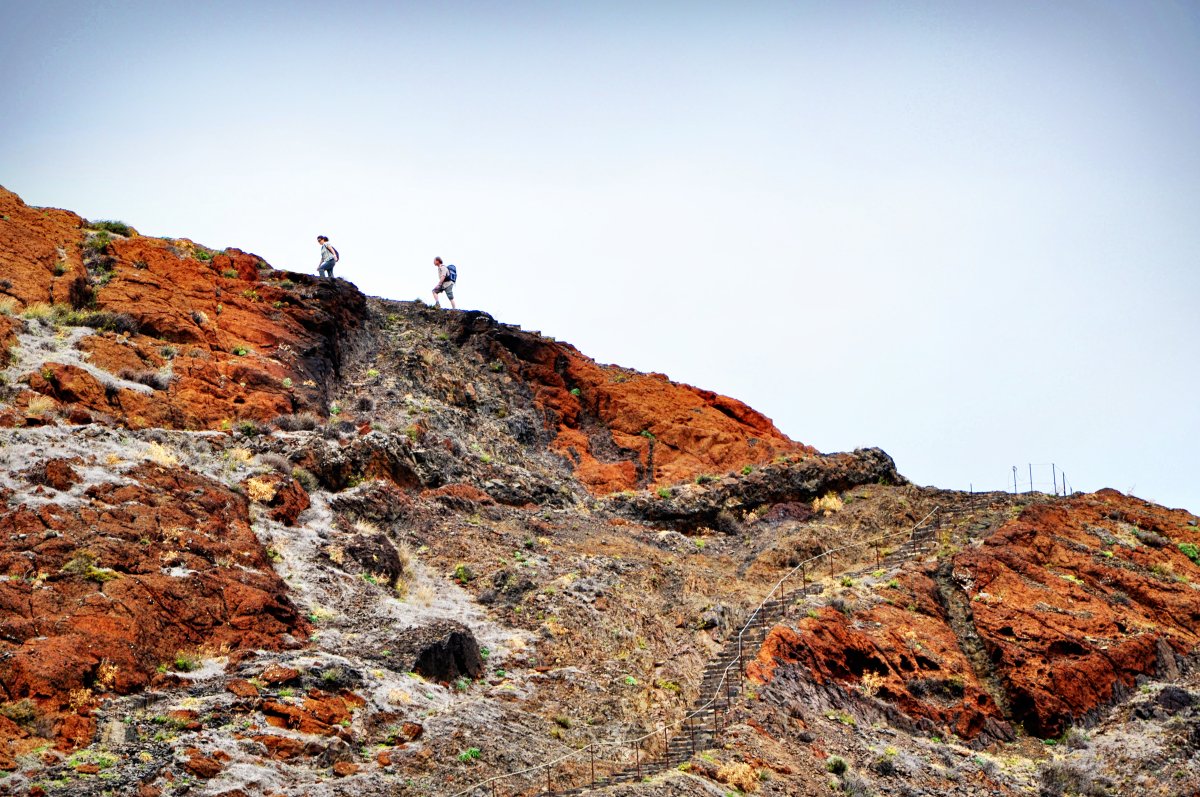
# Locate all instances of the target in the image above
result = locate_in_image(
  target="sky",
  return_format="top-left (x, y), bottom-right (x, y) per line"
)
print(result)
top-left (2, 0), bottom-right (1198, 511)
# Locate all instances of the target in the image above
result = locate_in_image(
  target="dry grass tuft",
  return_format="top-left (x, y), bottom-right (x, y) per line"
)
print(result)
top-left (813, 492), bottom-right (844, 515)
top-left (245, 476), bottom-right (278, 503)
top-left (145, 442), bottom-right (178, 467)
top-left (20, 302), bottom-right (54, 320)
top-left (716, 761), bottom-right (759, 792)
top-left (413, 584), bottom-right (436, 607)
top-left (95, 660), bottom-right (119, 692)
top-left (0, 297), bottom-right (17, 315)
top-left (26, 393), bottom-right (57, 418)
top-left (353, 519), bottom-right (379, 535)
top-left (227, 447), bottom-right (254, 465)
top-left (68, 687), bottom-right (95, 713)
top-left (326, 545), bottom-right (345, 565)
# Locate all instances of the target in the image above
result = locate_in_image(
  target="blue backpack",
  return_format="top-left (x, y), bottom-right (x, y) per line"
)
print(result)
top-left (446, 264), bottom-right (457, 282)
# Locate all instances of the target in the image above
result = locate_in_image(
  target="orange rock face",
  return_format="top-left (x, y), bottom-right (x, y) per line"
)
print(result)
top-left (468, 315), bottom-right (816, 493)
top-left (0, 462), bottom-right (307, 757)
top-left (0, 185), bottom-right (365, 430)
top-left (750, 490), bottom-right (1200, 741)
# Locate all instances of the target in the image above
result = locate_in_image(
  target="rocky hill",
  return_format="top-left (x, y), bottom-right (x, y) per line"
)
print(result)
top-left (0, 185), bottom-right (1197, 797)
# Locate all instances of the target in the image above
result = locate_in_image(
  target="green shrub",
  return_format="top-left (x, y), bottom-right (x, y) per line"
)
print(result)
top-left (88, 220), bottom-right (134, 237)
top-left (457, 747), bottom-right (481, 763)
top-left (826, 756), bottom-right (847, 775)
top-left (1179, 542), bottom-right (1199, 564)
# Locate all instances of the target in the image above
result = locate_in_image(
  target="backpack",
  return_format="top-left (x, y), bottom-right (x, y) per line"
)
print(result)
top-left (446, 264), bottom-right (457, 282)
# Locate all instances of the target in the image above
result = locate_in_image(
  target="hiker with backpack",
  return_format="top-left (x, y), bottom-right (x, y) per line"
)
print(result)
top-left (317, 235), bottom-right (339, 279)
top-left (432, 256), bottom-right (457, 309)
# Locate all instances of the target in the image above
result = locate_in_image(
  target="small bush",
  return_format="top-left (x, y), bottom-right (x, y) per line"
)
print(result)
top-left (0, 699), bottom-right (37, 725)
top-left (1038, 760), bottom-right (1110, 796)
top-left (83, 230), bottom-right (112, 253)
top-left (1179, 542), bottom-right (1199, 564)
top-left (274, 412), bottom-right (320, 431)
top-left (1134, 529), bottom-right (1169, 548)
top-left (88, 220), bottom-right (134, 237)
top-left (453, 563), bottom-right (474, 584)
top-left (231, 345), bottom-right (249, 356)
top-left (119, 368), bottom-right (172, 390)
top-left (356, 396), bottom-right (375, 412)
top-left (457, 747), bottom-right (481, 763)
top-left (0, 296), bottom-right (17, 315)
top-left (291, 468), bottom-right (318, 491)
top-left (172, 653), bottom-right (201, 672)
top-left (826, 755), bottom-right (847, 775)
top-left (73, 310), bottom-right (140, 335)
top-left (657, 487), bottom-right (671, 499)
top-left (237, 420), bottom-right (266, 438)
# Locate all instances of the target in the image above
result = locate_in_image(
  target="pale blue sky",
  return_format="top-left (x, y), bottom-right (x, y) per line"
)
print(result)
top-left (3, 1), bottom-right (1198, 510)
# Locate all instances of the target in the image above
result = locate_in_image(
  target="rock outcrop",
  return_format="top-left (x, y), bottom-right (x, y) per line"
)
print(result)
top-left (750, 490), bottom-right (1200, 742)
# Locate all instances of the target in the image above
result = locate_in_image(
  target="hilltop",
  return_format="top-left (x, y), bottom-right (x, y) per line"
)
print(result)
top-left (0, 186), bottom-right (1198, 796)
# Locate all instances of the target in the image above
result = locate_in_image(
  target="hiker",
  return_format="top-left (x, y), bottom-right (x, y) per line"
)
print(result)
top-left (317, 235), bottom-right (339, 279)
top-left (432, 256), bottom-right (457, 309)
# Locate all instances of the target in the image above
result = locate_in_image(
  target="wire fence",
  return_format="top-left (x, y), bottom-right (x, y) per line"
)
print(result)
top-left (965, 463), bottom-right (1073, 497)
top-left (446, 506), bottom-right (944, 797)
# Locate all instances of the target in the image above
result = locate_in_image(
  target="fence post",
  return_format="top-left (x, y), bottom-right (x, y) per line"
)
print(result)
top-left (829, 551), bottom-right (835, 576)
top-left (635, 740), bottom-right (641, 780)
top-left (590, 745), bottom-right (595, 786)
top-left (801, 562), bottom-right (806, 592)
top-left (689, 718), bottom-right (695, 757)
top-left (874, 541), bottom-right (880, 567)
top-left (1052, 463), bottom-right (1058, 496)
top-left (1012, 466), bottom-right (1017, 494)
top-left (546, 764), bottom-right (551, 793)
top-left (1029, 464), bottom-right (1033, 494)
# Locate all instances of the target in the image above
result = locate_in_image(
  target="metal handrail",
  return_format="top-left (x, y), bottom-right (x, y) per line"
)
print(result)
top-left (448, 505), bottom-right (943, 797)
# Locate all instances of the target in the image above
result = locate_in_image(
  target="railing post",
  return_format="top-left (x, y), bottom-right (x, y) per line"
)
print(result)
top-left (829, 551), bottom-right (835, 576)
top-left (590, 746), bottom-right (595, 786)
top-left (875, 541), bottom-right (880, 567)
top-left (546, 763), bottom-right (551, 793)
top-left (635, 740), bottom-right (641, 780)
top-left (689, 719), bottom-right (695, 757)
top-left (801, 562), bottom-right (806, 592)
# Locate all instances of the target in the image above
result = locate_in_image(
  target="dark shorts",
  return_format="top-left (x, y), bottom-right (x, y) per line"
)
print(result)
top-left (434, 279), bottom-right (455, 299)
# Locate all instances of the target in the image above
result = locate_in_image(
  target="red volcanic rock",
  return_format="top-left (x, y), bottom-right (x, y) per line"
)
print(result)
top-left (0, 187), bottom-right (87, 308)
top-left (454, 311), bottom-right (816, 493)
top-left (184, 748), bottom-right (224, 779)
top-left (259, 664), bottom-right (301, 685)
top-left (751, 491), bottom-right (1200, 742)
top-left (0, 463), bottom-right (307, 757)
top-left (260, 690), bottom-right (359, 736)
top-left (0, 186), bottom-right (366, 431)
top-left (332, 761), bottom-right (359, 776)
top-left (227, 679), bottom-right (261, 699)
top-left (253, 734), bottom-right (306, 760)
